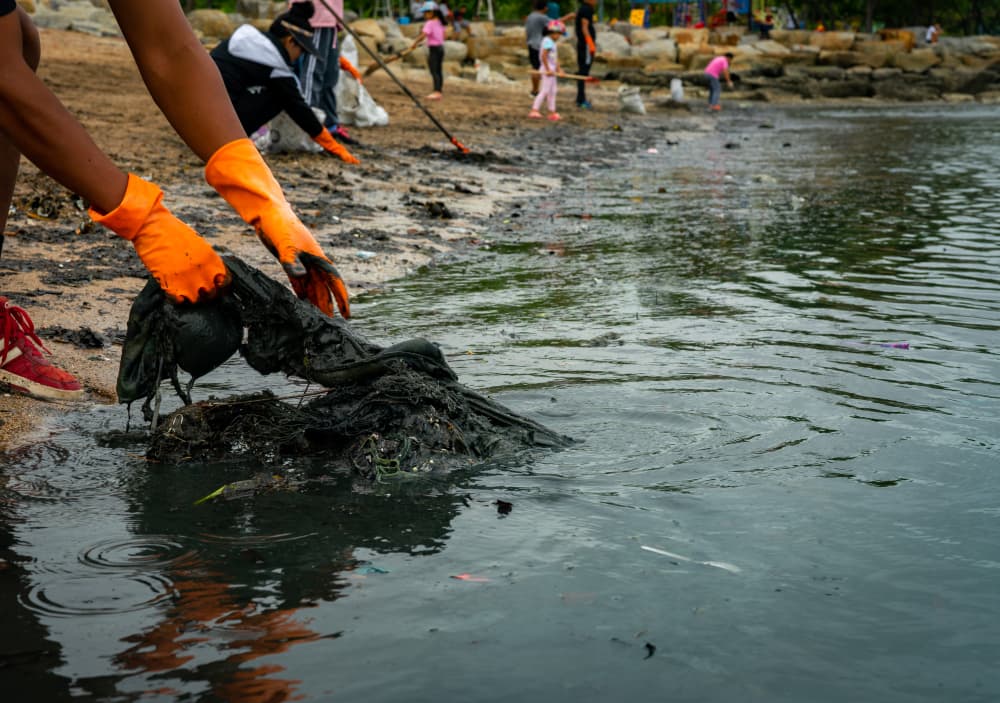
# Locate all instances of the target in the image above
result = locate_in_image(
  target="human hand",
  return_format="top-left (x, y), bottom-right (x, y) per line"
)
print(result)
top-left (340, 56), bottom-right (363, 83)
top-left (205, 139), bottom-right (350, 318)
top-left (315, 129), bottom-right (361, 164)
top-left (90, 174), bottom-right (229, 304)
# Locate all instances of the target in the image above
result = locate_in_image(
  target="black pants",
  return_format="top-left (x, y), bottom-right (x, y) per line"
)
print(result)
top-left (428, 45), bottom-right (444, 92)
top-left (576, 45), bottom-right (593, 105)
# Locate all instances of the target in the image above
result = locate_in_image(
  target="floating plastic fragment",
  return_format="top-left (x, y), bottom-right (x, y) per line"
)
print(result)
top-left (357, 565), bottom-right (390, 575)
top-left (451, 573), bottom-right (490, 582)
top-left (641, 545), bottom-right (741, 573)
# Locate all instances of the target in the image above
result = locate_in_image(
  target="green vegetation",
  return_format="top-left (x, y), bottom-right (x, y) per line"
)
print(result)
top-left (180, 0), bottom-right (998, 33)
top-left (793, 0), bottom-right (996, 34)
top-left (183, 0), bottom-right (238, 11)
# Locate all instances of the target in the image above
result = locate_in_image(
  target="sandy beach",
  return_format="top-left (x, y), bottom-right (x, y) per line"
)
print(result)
top-left (0, 28), bottom-right (647, 450)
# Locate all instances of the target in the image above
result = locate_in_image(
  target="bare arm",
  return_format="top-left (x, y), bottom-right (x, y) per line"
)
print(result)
top-left (0, 8), bottom-right (127, 213)
top-left (409, 33), bottom-right (427, 51)
top-left (107, 0), bottom-right (245, 162)
top-left (0, 6), bottom-right (41, 234)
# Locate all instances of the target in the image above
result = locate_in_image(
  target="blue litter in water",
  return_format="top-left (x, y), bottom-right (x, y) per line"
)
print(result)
top-left (357, 565), bottom-right (390, 575)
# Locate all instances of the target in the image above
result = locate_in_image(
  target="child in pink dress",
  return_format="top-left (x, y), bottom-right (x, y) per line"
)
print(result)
top-left (528, 20), bottom-right (565, 121)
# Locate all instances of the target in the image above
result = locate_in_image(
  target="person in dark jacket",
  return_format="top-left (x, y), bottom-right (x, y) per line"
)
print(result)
top-left (574, 0), bottom-right (597, 108)
top-left (211, 2), bottom-right (359, 163)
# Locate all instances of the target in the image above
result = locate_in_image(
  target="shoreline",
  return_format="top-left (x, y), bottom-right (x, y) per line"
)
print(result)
top-left (0, 28), bottom-right (994, 453)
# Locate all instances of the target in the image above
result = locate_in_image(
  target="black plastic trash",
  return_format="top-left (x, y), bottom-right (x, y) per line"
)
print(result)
top-left (118, 256), bottom-right (573, 474)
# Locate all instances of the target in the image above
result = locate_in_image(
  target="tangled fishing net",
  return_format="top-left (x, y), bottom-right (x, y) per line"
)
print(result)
top-left (118, 257), bottom-right (571, 479)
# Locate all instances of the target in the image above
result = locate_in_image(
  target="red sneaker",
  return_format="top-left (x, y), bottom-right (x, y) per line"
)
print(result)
top-left (0, 297), bottom-right (84, 401)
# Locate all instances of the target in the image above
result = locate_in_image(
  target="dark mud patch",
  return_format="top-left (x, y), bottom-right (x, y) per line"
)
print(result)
top-left (405, 145), bottom-right (517, 167)
top-left (322, 227), bottom-right (402, 252)
top-left (4, 240), bottom-right (148, 287)
top-left (402, 196), bottom-right (454, 220)
top-left (36, 325), bottom-right (108, 349)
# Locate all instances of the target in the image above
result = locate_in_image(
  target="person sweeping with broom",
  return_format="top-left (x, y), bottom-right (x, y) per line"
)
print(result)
top-left (406, 1), bottom-right (448, 101)
top-left (0, 0), bottom-right (350, 401)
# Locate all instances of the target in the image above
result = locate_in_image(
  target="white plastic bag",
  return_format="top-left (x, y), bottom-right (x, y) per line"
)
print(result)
top-left (618, 84), bottom-right (646, 115)
top-left (259, 107), bottom-right (326, 154)
top-left (670, 78), bottom-right (685, 102)
top-left (335, 34), bottom-right (390, 127)
top-left (475, 59), bottom-right (491, 84)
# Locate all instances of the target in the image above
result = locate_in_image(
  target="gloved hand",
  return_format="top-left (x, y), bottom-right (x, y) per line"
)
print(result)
top-left (585, 36), bottom-right (597, 58)
top-left (314, 129), bottom-right (361, 165)
top-left (339, 55), bottom-right (363, 84)
top-left (90, 174), bottom-right (229, 304)
top-left (204, 138), bottom-right (350, 318)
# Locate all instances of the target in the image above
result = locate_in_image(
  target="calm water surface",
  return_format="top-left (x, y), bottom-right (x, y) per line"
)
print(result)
top-left (2, 105), bottom-right (999, 701)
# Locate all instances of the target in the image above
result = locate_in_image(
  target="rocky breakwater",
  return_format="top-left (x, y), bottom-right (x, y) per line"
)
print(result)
top-left (369, 19), bottom-right (999, 104)
top-left (579, 25), bottom-right (1000, 103)
top-left (24, 0), bottom-right (289, 41)
top-left (29, 2), bottom-right (1000, 105)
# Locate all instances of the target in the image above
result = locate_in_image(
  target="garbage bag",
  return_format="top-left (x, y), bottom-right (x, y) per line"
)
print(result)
top-left (618, 84), bottom-right (646, 115)
top-left (256, 107), bottom-right (327, 154)
top-left (670, 78), bottom-right (685, 102)
top-left (336, 34), bottom-right (390, 128)
top-left (118, 256), bottom-right (572, 472)
top-left (335, 73), bottom-right (389, 128)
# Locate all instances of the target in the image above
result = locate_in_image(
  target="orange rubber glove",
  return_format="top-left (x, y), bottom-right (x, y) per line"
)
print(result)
top-left (204, 138), bottom-right (350, 318)
top-left (585, 35), bottom-right (597, 56)
top-left (339, 55), bottom-right (362, 83)
top-left (314, 129), bottom-right (361, 165)
top-left (90, 174), bottom-right (229, 304)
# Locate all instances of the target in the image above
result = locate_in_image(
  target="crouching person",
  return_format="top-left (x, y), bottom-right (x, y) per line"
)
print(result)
top-left (211, 1), bottom-right (360, 164)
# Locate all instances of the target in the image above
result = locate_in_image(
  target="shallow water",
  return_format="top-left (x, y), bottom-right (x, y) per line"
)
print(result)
top-left (3, 105), bottom-right (1000, 701)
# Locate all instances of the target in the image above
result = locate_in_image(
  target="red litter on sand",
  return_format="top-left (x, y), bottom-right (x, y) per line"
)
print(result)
top-left (451, 573), bottom-right (490, 582)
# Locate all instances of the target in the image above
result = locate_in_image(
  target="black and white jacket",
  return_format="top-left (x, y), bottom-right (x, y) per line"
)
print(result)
top-left (211, 25), bottom-right (323, 138)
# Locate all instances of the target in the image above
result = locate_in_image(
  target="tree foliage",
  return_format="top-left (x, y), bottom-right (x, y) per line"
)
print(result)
top-left (797, 0), bottom-right (996, 34)
top-left (180, 0), bottom-right (998, 33)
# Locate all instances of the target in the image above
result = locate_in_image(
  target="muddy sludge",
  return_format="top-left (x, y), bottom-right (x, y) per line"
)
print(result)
top-left (119, 256), bottom-right (573, 478)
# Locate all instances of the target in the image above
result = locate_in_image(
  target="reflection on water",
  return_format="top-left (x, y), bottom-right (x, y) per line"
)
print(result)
top-left (2, 105), bottom-right (1000, 701)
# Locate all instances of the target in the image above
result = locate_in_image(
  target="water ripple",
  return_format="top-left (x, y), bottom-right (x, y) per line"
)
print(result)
top-left (78, 536), bottom-right (196, 571)
top-left (20, 572), bottom-right (176, 618)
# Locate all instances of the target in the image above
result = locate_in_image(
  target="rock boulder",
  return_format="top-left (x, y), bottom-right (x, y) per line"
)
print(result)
top-left (893, 48), bottom-right (941, 73)
top-left (633, 39), bottom-right (677, 62)
top-left (808, 31), bottom-right (855, 51)
top-left (186, 9), bottom-right (235, 40)
top-left (351, 18), bottom-right (386, 45)
top-left (596, 31), bottom-right (632, 57)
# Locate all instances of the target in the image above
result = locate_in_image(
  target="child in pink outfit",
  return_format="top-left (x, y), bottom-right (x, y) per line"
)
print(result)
top-left (409, 1), bottom-right (447, 100)
top-left (529, 20), bottom-right (565, 121)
